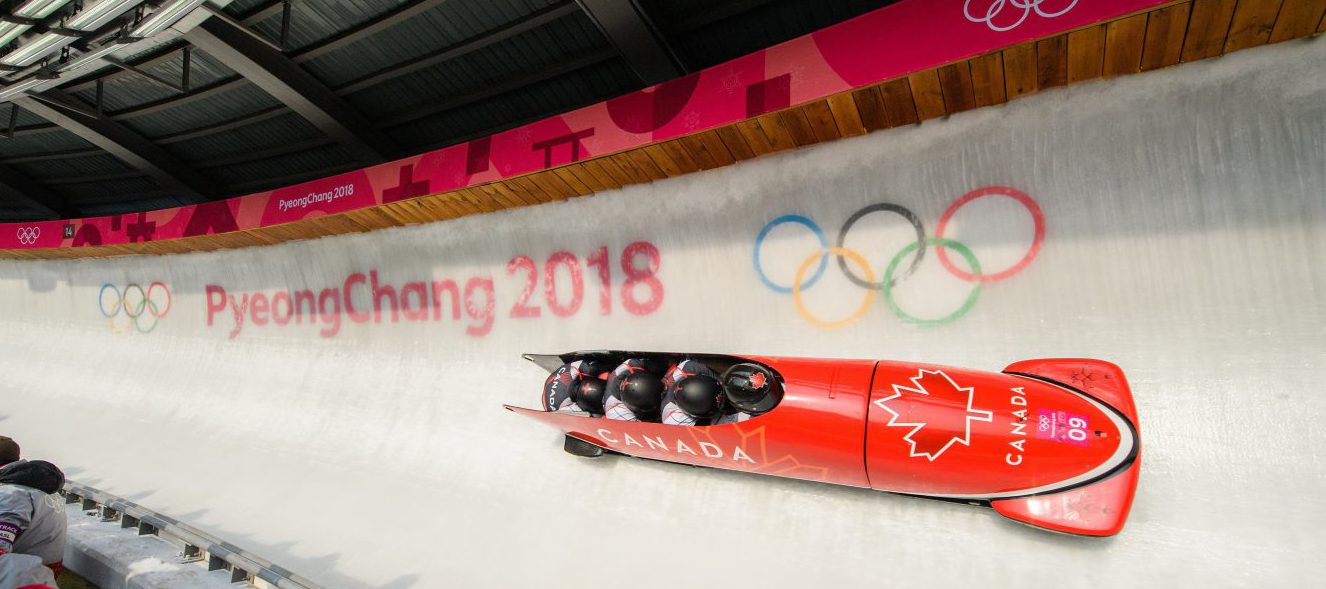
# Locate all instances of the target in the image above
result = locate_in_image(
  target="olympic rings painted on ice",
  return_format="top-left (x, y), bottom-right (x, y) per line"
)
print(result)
top-left (963, 0), bottom-right (1079, 32)
top-left (752, 186), bottom-right (1045, 329)
top-left (16, 226), bottom-right (40, 245)
top-left (794, 247), bottom-right (877, 329)
top-left (754, 215), bottom-right (827, 294)
top-left (884, 238), bottom-right (982, 326)
top-left (836, 203), bottom-right (926, 289)
top-left (98, 281), bottom-right (172, 333)
top-left (934, 186), bottom-right (1045, 283)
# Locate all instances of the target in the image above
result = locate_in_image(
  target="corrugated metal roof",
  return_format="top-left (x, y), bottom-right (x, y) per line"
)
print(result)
top-left (12, 154), bottom-right (134, 179)
top-left (388, 58), bottom-right (635, 151)
top-left (224, 0), bottom-right (273, 16)
top-left (248, 0), bottom-right (409, 52)
top-left (167, 111), bottom-right (324, 164)
top-left (117, 82), bottom-right (283, 139)
top-left (76, 195), bottom-right (184, 215)
top-left (299, 0), bottom-right (567, 87)
top-left (346, 13), bottom-right (609, 118)
top-left (4, 105), bottom-right (49, 128)
top-left (205, 143), bottom-right (358, 187)
top-left (0, 131), bottom-right (95, 158)
top-left (58, 177), bottom-right (164, 206)
top-left (65, 46), bottom-right (240, 113)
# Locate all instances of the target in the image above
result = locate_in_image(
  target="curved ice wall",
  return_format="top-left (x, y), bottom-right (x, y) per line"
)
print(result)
top-left (1, 36), bottom-right (1322, 588)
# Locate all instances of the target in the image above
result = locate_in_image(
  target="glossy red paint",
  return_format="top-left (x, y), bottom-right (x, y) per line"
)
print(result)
top-left (865, 361), bottom-right (1132, 499)
top-left (507, 353), bottom-right (1141, 536)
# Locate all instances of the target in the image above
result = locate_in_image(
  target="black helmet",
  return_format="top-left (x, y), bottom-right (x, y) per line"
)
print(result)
top-left (619, 373), bottom-right (664, 416)
top-left (721, 363), bottom-right (781, 414)
top-left (573, 377), bottom-right (607, 414)
top-left (673, 375), bottom-right (725, 420)
top-left (577, 357), bottom-right (617, 377)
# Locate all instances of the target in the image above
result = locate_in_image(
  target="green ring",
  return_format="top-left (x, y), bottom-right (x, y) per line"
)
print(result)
top-left (883, 237), bottom-right (983, 326)
top-left (133, 299), bottom-right (161, 333)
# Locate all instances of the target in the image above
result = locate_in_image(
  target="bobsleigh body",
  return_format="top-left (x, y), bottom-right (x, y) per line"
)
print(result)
top-left (506, 352), bottom-right (1140, 536)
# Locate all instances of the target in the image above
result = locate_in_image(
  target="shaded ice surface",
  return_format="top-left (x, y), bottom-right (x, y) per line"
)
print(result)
top-left (2, 36), bottom-right (1324, 589)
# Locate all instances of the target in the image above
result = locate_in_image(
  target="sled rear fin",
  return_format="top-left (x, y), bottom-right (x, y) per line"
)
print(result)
top-left (523, 354), bottom-right (567, 373)
top-left (1003, 358), bottom-right (1137, 424)
top-left (991, 459), bottom-right (1140, 536)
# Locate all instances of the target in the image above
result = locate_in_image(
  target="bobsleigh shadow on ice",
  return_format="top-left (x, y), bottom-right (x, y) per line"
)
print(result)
top-left (505, 351), bottom-right (1141, 537)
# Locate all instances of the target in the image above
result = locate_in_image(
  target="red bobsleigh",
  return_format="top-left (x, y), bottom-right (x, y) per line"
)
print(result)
top-left (506, 351), bottom-right (1141, 536)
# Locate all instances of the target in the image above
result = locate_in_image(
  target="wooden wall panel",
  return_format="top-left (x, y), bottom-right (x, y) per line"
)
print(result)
top-left (826, 92), bottom-right (867, 137)
top-left (851, 87), bottom-right (890, 131)
top-left (801, 101), bottom-right (843, 143)
top-left (969, 52), bottom-right (1007, 107)
top-left (907, 70), bottom-right (947, 120)
top-left (1037, 35), bottom-right (1070, 89)
top-left (1104, 14), bottom-right (1149, 77)
top-left (878, 78), bottom-right (919, 127)
top-left (1270, 0), bottom-right (1326, 41)
top-left (1068, 25), bottom-right (1107, 83)
top-left (777, 108), bottom-right (819, 147)
top-left (1142, 4), bottom-right (1193, 70)
top-left (1003, 42), bottom-right (1039, 99)
top-left (1225, 0), bottom-right (1286, 51)
top-left (1184, 0), bottom-right (1239, 60)
top-left (938, 62), bottom-right (977, 114)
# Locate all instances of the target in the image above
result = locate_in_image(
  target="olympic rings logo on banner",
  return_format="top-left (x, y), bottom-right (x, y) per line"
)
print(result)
top-left (98, 282), bottom-right (172, 333)
top-left (16, 226), bottom-right (40, 245)
top-left (753, 186), bottom-right (1045, 329)
top-left (964, 0), bottom-right (1079, 32)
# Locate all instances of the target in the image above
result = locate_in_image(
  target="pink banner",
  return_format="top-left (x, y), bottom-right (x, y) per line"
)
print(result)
top-left (0, 0), bottom-right (1168, 251)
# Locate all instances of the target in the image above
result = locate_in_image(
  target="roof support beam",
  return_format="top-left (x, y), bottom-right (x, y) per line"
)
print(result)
top-left (575, 0), bottom-right (683, 85)
top-left (185, 17), bottom-right (397, 164)
top-left (0, 164), bottom-right (67, 219)
top-left (14, 91), bottom-right (212, 205)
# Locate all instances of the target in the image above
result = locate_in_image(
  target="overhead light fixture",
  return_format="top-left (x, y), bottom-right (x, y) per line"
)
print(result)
top-left (65, 0), bottom-right (143, 31)
top-left (130, 0), bottom-right (207, 38)
top-left (58, 42), bottom-right (121, 72)
top-left (13, 0), bottom-right (75, 18)
top-left (0, 76), bottom-right (44, 101)
top-left (0, 22), bottom-right (27, 48)
top-left (1, 31), bottom-right (76, 67)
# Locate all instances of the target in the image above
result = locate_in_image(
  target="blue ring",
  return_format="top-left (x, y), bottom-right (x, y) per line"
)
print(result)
top-left (754, 215), bottom-right (828, 294)
top-left (98, 284), bottom-right (121, 318)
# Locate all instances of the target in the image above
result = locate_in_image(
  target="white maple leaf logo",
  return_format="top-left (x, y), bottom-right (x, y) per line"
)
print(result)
top-left (874, 369), bottom-right (994, 461)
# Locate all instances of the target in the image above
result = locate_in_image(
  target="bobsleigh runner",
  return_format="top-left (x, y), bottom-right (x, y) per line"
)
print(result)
top-left (505, 351), bottom-right (1141, 536)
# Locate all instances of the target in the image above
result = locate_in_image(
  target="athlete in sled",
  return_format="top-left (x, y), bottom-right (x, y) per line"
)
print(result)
top-left (506, 351), bottom-right (1141, 537)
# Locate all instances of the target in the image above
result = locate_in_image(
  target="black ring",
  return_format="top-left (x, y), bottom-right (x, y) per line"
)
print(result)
top-left (835, 203), bottom-right (926, 290)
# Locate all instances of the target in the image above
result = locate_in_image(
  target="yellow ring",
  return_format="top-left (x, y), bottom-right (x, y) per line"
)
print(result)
top-left (793, 246), bottom-right (876, 329)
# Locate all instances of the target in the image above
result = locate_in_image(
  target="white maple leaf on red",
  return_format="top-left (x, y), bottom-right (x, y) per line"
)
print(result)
top-left (874, 369), bottom-right (994, 461)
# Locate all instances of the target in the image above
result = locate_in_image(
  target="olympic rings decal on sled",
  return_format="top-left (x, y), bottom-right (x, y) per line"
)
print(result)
top-left (16, 226), bottom-right (40, 245)
top-left (753, 186), bottom-right (1045, 329)
top-left (98, 281), bottom-right (172, 333)
top-left (963, 0), bottom-right (1080, 32)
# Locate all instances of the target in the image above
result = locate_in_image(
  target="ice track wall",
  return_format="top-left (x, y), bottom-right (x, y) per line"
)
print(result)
top-left (2, 37), bottom-right (1324, 588)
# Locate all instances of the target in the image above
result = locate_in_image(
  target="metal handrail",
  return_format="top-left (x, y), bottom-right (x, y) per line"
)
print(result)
top-left (61, 481), bottom-right (322, 589)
